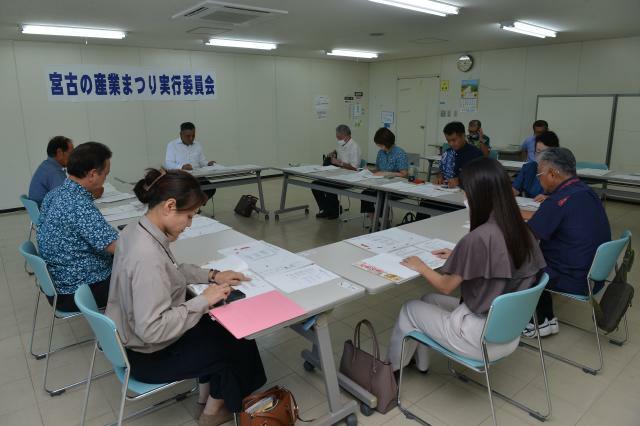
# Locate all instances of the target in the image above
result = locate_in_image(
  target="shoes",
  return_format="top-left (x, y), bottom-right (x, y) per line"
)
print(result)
top-left (522, 317), bottom-right (559, 338)
top-left (315, 211), bottom-right (328, 218)
top-left (198, 407), bottom-right (234, 426)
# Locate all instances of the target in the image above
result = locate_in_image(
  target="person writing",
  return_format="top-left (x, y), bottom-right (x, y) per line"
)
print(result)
top-left (106, 168), bottom-right (266, 426)
top-left (387, 157), bottom-right (546, 373)
top-left (435, 122), bottom-right (483, 188)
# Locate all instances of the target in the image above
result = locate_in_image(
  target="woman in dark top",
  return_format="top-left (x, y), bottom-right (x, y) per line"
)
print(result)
top-left (387, 158), bottom-right (546, 371)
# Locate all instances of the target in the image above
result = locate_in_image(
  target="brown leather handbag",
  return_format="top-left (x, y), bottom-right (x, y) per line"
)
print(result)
top-left (238, 386), bottom-right (306, 426)
top-left (339, 319), bottom-right (398, 414)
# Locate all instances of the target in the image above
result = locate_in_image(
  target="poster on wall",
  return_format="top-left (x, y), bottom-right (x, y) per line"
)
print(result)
top-left (460, 79), bottom-right (479, 113)
top-left (45, 65), bottom-right (216, 101)
top-left (314, 95), bottom-right (329, 120)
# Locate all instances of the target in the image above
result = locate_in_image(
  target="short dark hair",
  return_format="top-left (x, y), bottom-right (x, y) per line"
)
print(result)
top-left (469, 119), bottom-right (482, 128)
top-left (336, 124), bottom-right (351, 136)
top-left (180, 122), bottom-right (195, 132)
top-left (374, 127), bottom-right (395, 149)
top-left (533, 120), bottom-right (548, 130)
top-left (46, 136), bottom-right (72, 157)
top-left (535, 131), bottom-right (559, 148)
top-left (134, 168), bottom-right (207, 212)
top-left (66, 142), bottom-right (112, 178)
top-left (443, 121), bottom-right (465, 136)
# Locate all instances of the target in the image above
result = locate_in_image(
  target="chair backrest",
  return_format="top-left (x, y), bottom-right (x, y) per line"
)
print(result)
top-left (407, 152), bottom-right (420, 168)
top-left (488, 150), bottom-right (499, 160)
top-left (576, 161), bottom-right (608, 170)
top-left (483, 273), bottom-right (549, 344)
top-left (20, 194), bottom-right (40, 224)
top-left (19, 241), bottom-right (57, 297)
top-left (359, 159), bottom-right (367, 169)
top-left (74, 285), bottom-right (127, 369)
top-left (588, 232), bottom-right (631, 282)
top-left (441, 142), bottom-right (451, 153)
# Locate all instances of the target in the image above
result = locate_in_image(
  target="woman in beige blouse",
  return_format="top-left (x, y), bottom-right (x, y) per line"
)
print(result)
top-left (106, 168), bottom-right (265, 426)
top-left (387, 158), bottom-right (546, 373)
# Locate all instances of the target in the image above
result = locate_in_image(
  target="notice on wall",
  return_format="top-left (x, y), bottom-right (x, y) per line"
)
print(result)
top-left (314, 95), bottom-right (329, 120)
top-left (381, 111), bottom-right (394, 128)
top-left (460, 79), bottom-right (479, 113)
top-left (440, 79), bottom-right (450, 95)
top-left (45, 65), bottom-right (216, 101)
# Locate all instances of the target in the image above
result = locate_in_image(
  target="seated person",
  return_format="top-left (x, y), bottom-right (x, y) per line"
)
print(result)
top-left (313, 124), bottom-right (362, 219)
top-left (524, 147), bottom-right (611, 337)
top-left (28, 136), bottom-right (74, 205)
top-left (36, 142), bottom-right (118, 312)
top-left (521, 120), bottom-right (549, 162)
top-left (360, 128), bottom-right (408, 216)
top-left (512, 131), bottom-right (559, 201)
top-left (106, 168), bottom-right (266, 425)
top-left (387, 157), bottom-right (545, 372)
top-left (435, 121), bottom-right (483, 188)
top-left (165, 122), bottom-right (216, 200)
top-left (467, 119), bottom-right (490, 157)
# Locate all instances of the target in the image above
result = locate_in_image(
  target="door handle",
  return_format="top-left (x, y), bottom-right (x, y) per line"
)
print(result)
top-left (419, 125), bottom-right (425, 129)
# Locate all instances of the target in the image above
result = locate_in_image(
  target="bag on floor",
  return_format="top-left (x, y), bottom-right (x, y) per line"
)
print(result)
top-left (234, 195), bottom-right (259, 217)
top-left (238, 386), bottom-right (308, 426)
top-left (339, 319), bottom-right (398, 414)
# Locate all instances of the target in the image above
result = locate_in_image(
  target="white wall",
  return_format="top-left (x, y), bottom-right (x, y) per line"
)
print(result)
top-left (0, 40), bottom-right (369, 210)
top-left (367, 36), bottom-right (640, 163)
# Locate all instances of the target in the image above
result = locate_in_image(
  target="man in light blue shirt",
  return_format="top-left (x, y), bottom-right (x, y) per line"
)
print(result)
top-left (28, 136), bottom-right (73, 205)
top-left (521, 120), bottom-right (548, 162)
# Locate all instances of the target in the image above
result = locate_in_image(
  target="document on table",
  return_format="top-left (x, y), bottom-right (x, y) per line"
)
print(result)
top-left (95, 182), bottom-right (136, 204)
top-left (346, 227), bottom-right (429, 254)
top-left (285, 165), bottom-right (339, 173)
top-left (330, 172), bottom-right (369, 183)
top-left (353, 253), bottom-right (419, 283)
top-left (219, 241), bottom-right (313, 276)
top-left (194, 256), bottom-right (275, 299)
top-left (515, 196), bottom-right (541, 210)
top-left (577, 168), bottom-right (610, 177)
top-left (381, 181), bottom-right (450, 197)
top-left (390, 238), bottom-right (455, 269)
top-left (500, 160), bottom-right (525, 169)
top-left (264, 263), bottom-right (339, 293)
top-left (178, 215), bottom-right (231, 240)
top-left (609, 174), bottom-right (640, 181)
top-left (100, 201), bottom-right (146, 222)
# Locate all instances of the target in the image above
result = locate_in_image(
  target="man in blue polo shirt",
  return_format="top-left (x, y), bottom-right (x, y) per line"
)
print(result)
top-left (436, 121), bottom-right (483, 188)
top-left (28, 136), bottom-right (74, 205)
top-left (520, 120), bottom-right (548, 162)
top-left (37, 142), bottom-right (118, 312)
top-left (523, 147), bottom-right (610, 337)
top-left (512, 130), bottom-right (559, 200)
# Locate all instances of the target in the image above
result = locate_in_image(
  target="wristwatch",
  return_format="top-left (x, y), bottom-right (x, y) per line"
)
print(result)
top-left (209, 269), bottom-right (220, 283)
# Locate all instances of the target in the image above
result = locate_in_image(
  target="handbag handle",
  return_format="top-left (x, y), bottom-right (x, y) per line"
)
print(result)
top-left (353, 319), bottom-right (381, 362)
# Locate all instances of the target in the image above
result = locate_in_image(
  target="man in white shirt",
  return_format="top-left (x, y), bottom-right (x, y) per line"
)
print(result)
top-left (165, 122), bottom-right (216, 199)
top-left (313, 124), bottom-right (362, 219)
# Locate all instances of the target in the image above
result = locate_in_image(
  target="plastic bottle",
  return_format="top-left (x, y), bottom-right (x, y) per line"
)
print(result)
top-left (408, 162), bottom-right (416, 182)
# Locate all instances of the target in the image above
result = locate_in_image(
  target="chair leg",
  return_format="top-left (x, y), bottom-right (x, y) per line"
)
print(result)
top-left (589, 303), bottom-right (605, 375)
top-left (533, 313), bottom-right (553, 421)
top-left (29, 291), bottom-right (45, 359)
top-left (43, 308), bottom-right (65, 396)
top-left (481, 345), bottom-right (497, 426)
top-left (396, 336), bottom-right (431, 425)
top-left (117, 373), bottom-right (130, 426)
top-left (24, 223), bottom-right (34, 275)
top-left (80, 342), bottom-right (98, 426)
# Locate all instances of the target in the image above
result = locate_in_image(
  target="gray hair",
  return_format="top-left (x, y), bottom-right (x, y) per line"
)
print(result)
top-left (537, 147), bottom-right (576, 176)
top-left (335, 124), bottom-right (351, 136)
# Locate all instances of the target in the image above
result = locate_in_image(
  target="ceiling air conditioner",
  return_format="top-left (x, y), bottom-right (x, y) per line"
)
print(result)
top-left (172, 1), bottom-right (288, 28)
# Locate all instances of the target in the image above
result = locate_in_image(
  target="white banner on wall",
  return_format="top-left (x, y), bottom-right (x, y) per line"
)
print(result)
top-left (45, 65), bottom-right (216, 101)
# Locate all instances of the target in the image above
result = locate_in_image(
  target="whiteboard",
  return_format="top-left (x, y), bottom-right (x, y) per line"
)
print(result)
top-left (609, 96), bottom-right (640, 173)
top-left (536, 96), bottom-right (615, 164)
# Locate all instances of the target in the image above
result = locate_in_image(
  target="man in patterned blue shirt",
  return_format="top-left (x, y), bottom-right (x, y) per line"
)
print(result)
top-left (37, 142), bottom-right (118, 312)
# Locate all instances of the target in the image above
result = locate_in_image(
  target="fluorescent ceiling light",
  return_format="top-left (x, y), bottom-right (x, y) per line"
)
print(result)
top-left (206, 38), bottom-right (276, 50)
top-left (327, 49), bottom-right (378, 59)
top-left (367, 0), bottom-right (459, 17)
top-left (500, 22), bottom-right (556, 38)
top-left (22, 25), bottom-right (125, 39)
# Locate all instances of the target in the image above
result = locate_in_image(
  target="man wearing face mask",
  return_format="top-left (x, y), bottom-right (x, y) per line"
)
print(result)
top-left (312, 124), bottom-right (362, 219)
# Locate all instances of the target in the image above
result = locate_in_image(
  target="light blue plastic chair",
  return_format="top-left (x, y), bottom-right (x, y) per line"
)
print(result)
top-left (576, 161), bottom-right (608, 170)
top-left (523, 231), bottom-right (632, 375)
top-left (398, 274), bottom-right (552, 426)
top-left (19, 241), bottom-right (104, 396)
top-left (75, 285), bottom-right (196, 426)
top-left (19, 195), bottom-right (40, 274)
top-left (488, 150), bottom-right (499, 160)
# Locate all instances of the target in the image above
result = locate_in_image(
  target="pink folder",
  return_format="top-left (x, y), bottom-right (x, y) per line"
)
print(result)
top-left (209, 291), bottom-right (306, 339)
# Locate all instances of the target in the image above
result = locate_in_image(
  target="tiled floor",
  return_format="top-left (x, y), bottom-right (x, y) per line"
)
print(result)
top-left (1, 177), bottom-right (639, 425)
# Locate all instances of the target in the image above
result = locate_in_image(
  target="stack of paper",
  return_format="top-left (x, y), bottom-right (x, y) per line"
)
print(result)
top-left (515, 196), bottom-right (541, 210)
top-left (381, 181), bottom-right (450, 198)
top-left (391, 238), bottom-right (455, 269)
top-left (578, 168), bottom-right (610, 177)
top-left (100, 201), bottom-right (146, 222)
top-left (353, 253), bottom-right (419, 283)
top-left (346, 227), bottom-right (429, 253)
top-left (178, 215), bottom-right (231, 240)
top-left (285, 165), bottom-right (339, 173)
top-left (96, 182), bottom-right (136, 204)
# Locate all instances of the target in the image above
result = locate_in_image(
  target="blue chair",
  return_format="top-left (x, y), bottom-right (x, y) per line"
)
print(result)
top-left (576, 161), bottom-right (608, 170)
top-left (398, 274), bottom-right (552, 426)
top-left (19, 195), bottom-right (40, 275)
top-left (523, 231), bottom-right (632, 375)
top-left (19, 241), bottom-right (107, 396)
top-left (488, 150), bottom-right (499, 160)
top-left (75, 285), bottom-right (197, 426)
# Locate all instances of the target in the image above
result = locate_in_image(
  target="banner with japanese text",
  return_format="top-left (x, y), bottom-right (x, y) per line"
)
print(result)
top-left (45, 65), bottom-right (216, 101)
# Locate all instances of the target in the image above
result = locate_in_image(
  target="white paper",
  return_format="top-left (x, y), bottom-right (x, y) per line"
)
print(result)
top-left (219, 241), bottom-right (313, 277)
top-left (178, 216), bottom-right (231, 240)
top-left (265, 264), bottom-right (339, 293)
top-left (284, 164), bottom-right (338, 174)
top-left (515, 196), bottom-right (540, 210)
top-left (500, 160), bottom-right (526, 169)
top-left (189, 275), bottom-right (274, 300)
top-left (202, 256), bottom-right (249, 272)
top-left (577, 168), bottom-right (610, 177)
top-left (381, 181), bottom-right (449, 197)
top-left (95, 192), bottom-right (136, 204)
top-left (391, 246), bottom-right (447, 269)
top-left (353, 253), bottom-right (419, 283)
top-left (329, 172), bottom-right (368, 183)
top-left (197, 256), bottom-right (275, 299)
top-left (609, 174), bottom-right (640, 181)
top-left (346, 227), bottom-right (429, 254)
top-left (100, 201), bottom-right (146, 222)
top-left (463, 221), bottom-right (470, 229)
top-left (314, 95), bottom-right (329, 120)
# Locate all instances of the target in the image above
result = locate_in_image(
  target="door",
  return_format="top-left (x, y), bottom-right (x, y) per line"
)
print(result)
top-left (396, 77), bottom-right (439, 160)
